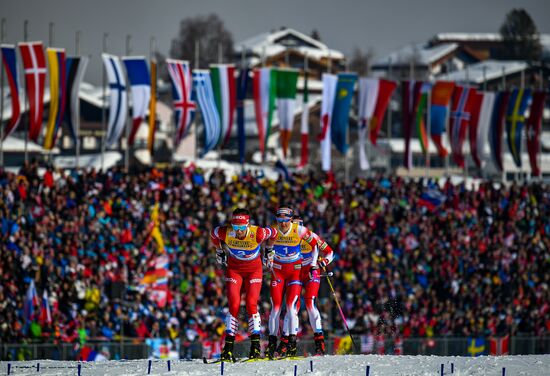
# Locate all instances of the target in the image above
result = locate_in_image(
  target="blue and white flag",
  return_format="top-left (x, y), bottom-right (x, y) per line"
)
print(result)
top-left (193, 70), bottom-right (221, 156)
top-left (102, 53), bottom-right (128, 148)
top-left (331, 72), bottom-right (357, 154)
top-left (65, 56), bottom-right (88, 142)
top-left (1, 44), bottom-right (21, 139)
top-left (122, 56), bottom-right (151, 146)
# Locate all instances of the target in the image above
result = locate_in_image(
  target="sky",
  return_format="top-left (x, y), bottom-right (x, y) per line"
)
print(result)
top-left (2, 0), bottom-right (550, 84)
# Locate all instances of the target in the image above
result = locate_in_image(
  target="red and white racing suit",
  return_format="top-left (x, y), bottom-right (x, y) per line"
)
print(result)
top-left (210, 225), bottom-right (277, 336)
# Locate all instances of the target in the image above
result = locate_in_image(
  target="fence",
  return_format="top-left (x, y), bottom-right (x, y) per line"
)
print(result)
top-left (1, 336), bottom-right (548, 361)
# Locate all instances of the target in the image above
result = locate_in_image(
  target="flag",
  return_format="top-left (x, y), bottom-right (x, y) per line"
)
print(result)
top-left (469, 92), bottom-right (496, 169)
top-left (19, 42), bottom-right (47, 142)
top-left (65, 56), bottom-right (89, 143)
top-left (418, 189), bottom-right (446, 212)
top-left (415, 82), bottom-right (431, 154)
top-left (489, 335), bottom-right (510, 356)
top-left (489, 91), bottom-right (511, 171)
top-left (275, 159), bottom-right (290, 181)
top-left (166, 59), bottom-right (196, 147)
top-left (331, 72), bottom-right (357, 155)
top-left (319, 73), bottom-right (338, 171)
top-left (122, 57), bottom-right (151, 146)
top-left (276, 68), bottom-right (299, 159)
top-left (1, 44), bottom-right (21, 139)
top-left (369, 79), bottom-right (396, 145)
top-left (358, 78), bottom-right (379, 170)
top-left (430, 81), bottom-right (455, 157)
top-left (40, 290), bottom-right (52, 325)
top-left (526, 91), bottom-right (546, 176)
top-left (299, 70), bottom-right (310, 168)
top-left (44, 48), bottom-right (67, 150)
top-left (140, 254), bottom-right (170, 308)
top-left (449, 86), bottom-right (474, 168)
top-left (401, 80), bottom-right (420, 169)
top-left (468, 90), bottom-right (483, 168)
top-left (236, 68), bottom-right (249, 164)
top-left (193, 70), bottom-right (221, 156)
top-left (102, 53), bottom-right (128, 148)
top-left (210, 64), bottom-right (237, 147)
top-left (24, 280), bottom-right (39, 322)
top-left (253, 67), bottom-right (276, 159)
top-left (467, 338), bottom-right (486, 357)
top-left (506, 88), bottom-right (532, 168)
top-left (147, 60), bottom-right (157, 155)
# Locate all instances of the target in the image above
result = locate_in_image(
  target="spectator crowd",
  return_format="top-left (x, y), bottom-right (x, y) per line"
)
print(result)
top-left (1, 161), bottom-right (548, 352)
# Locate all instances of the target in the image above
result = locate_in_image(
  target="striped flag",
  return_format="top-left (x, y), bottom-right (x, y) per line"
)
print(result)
top-left (276, 68), bottom-right (299, 159)
top-left (253, 67), bottom-right (277, 160)
top-left (358, 78), bottom-right (379, 170)
top-left (369, 79), bottom-right (396, 145)
top-left (147, 60), bottom-right (157, 155)
top-left (506, 88), bottom-right (532, 167)
top-left (319, 73), bottom-right (338, 171)
top-left (1, 44), bottom-right (21, 139)
top-left (489, 91), bottom-right (510, 171)
top-left (236, 68), bottom-right (250, 164)
top-left (44, 48), bottom-right (67, 150)
top-left (19, 42), bottom-right (47, 142)
top-left (166, 59), bottom-right (196, 147)
top-left (415, 82), bottom-right (431, 154)
top-left (140, 254), bottom-right (170, 308)
top-left (24, 280), bottom-right (39, 322)
top-left (430, 81), bottom-right (455, 157)
top-left (469, 92), bottom-right (495, 169)
top-left (449, 86), bottom-right (474, 168)
top-left (193, 70), bottom-right (221, 156)
top-left (102, 53), bottom-right (128, 148)
top-left (65, 56), bottom-right (89, 143)
top-left (40, 290), bottom-right (52, 325)
top-left (298, 70), bottom-right (310, 168)
top-left (210, 64), bottom-right (236, 147)
top-left (123, 57), bottom-right (151, 146)
top-left (526, 91), bottom-right (547, 176)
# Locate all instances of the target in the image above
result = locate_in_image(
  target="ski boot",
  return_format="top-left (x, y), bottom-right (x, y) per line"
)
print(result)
top-left (221, 335), bottom-right (235, 362)
top-left (287, 334), bottom-right (297, 357)
top-left (248, 334), bottom-right (261, 359)
top-left (267, 335), bottom-right (278, 359)
top-left (276, 335), bottom-right (290, 358)
top-left (314, 332), bottom-right (326, 355)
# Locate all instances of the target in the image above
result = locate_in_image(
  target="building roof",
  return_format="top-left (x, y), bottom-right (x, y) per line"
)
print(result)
top-left (372, 43), bottom-right (458, 67)
top-left (436, 60), bottom-right (528, 84)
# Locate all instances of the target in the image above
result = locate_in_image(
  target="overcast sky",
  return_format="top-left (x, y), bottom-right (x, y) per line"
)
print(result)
top-left (3, 0), bottom-right (549, 84)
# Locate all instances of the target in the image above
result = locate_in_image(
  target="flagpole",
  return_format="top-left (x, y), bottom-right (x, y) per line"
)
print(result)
top-left (101, 33), bottom-right (108, 172)
top-left (23, 20), bottom-right (29, 165)
top-left (48, 22), bottom-right (54, 165)
top-left (124, 34), bottom-right (131, 172)
top-left (0, 18), bottom-right (6, 168)
top-left (75, 30), bottom-right (81, 170)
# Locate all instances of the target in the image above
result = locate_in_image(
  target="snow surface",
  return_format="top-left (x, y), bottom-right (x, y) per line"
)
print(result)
top-left (2, 355), bottom-right (549, 376)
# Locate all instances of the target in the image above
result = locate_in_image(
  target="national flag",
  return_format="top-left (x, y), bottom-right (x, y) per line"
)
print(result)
top-left (166, 59), bottom-right (196, 147)
top-left (469, 92), bottom-right (495, 169)
top-left (489, 335), bottom-right (509, 356)
top-left (402, 80), bottom-right (420, 169)
top-left (506, 88), bottom-right (532, 167)
top-left (122, 57), bottom-right (151, 146)
top-left (210, 64), bottom-right (237, 147)
top-left (526, 91), bottom-right (547, 176)
top-left (275, 68), bottom-right (299, 159)
top-left (253, 68), bottom-right (276, 160)
top-left (331, 72), bottom-right (357, 155)
top-left (44, 48), bottom-right (67, 150)
top-left (19, 42), bottom-right (47, 142)
top-left (24, 280), bottom-right (40, 322)
top-left (299, 69), bottom-right (310, 168)
top-left (65, 56), bottom-right (89, 143)
top-left (102, 53), bottom-right (128, 148)
top-left (358, 78), bottom-right (379, 170)
top-left (193, 70), bottom-right (221, 156)
top-left (147, 60), bottom-right (157, 155)
top-left (1, 44), bottom-right (21, 139)
top-left (275, 159), bottom-right (290, 181)
top-left (140, 254), bottom-right (170, 308)
top-left (468, 90), bottom-right (483, 168)
top-left (418, 189), bottom-right (446, 212)
top-left (236, 68), bottom-right (249, 164)
top-left (449, 86), bottom-right (474, 168)
top-left (40, 290), bottom-right (52, 325)
top-left (319, 73), bottom-right (338, 171)
top-left (467, 337), bottom-right (486, 357)
top-left (360, 334), bottom-right (374, 354)
top-left (489, 91), bottom-right (511, 171)
top-left (430, 81), bottom-right (455, 157)
top-left (415, 82), bottom-right (431, 154)
top-left (369, 79), bottom-right (396, 145)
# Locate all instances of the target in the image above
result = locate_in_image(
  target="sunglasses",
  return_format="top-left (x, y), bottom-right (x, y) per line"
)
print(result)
top-left (232, 224), bottom-right (248, 231)
top-left (276, 217), bottom-right (291, 223)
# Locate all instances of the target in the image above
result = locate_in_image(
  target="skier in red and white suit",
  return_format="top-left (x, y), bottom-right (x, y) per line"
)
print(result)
top-left (210, 208), bottom-right (277, 361)
top-left (265, 207), bottom-right (333, 359)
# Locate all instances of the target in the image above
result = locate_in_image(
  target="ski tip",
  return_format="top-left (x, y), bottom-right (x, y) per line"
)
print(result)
top-left (202, 357), bottom-right (208, 364)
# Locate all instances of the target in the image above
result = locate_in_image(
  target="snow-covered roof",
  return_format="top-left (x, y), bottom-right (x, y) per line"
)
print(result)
top-left (434, 33), bottom-right (504, 42)
top-left (0, 135), bottom-right (56, 153)
top-left (436, 60), bottom-right (528, 84)
top-left (373, 43), bottom-right (458, 67)
top-left (235, 28), bottom-right (344, 63)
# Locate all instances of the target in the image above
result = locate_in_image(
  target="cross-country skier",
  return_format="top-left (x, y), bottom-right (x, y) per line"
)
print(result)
top-left (210, 208), bottom-right (277, 361)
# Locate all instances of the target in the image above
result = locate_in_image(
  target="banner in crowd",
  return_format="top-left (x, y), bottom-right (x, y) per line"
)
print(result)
top-left (489, 91), bottom-right (510, 171)
top-left (430, 81), bottom-right (455, 157)
top-left (122, 56), bottom-right (151, 146)
top-left (331, 72), bottom-right (357, 155)
top-left (1, 44), bottom-right (21, 139)
top-left (449, 85), bottom-right (474, 168)
top-left (102, 53), bottom-right (128, 148)
top-left (193, 70), bottom-right (221, 156)
top-left (253, 67), bottom-right (276, 159)
top-left (147, 60), bottom-right (157, 155)
top-left (505, 88), bottom-right (532, 168)
top-left (299, 69), bottom-right (310, 168)
top-left (276, 68), bottom-right (299, 159)
top-left (358, 78), bottom-right (379, 170)
top-left (369, 79), bottom-right (396, 145)
top-left (65, 56), bottom-right (89, 143)
top-left (166, 59), bottom-right (195, 147)
top-left (44, 48), bottom-right (67, 150)
top-left (526, 91), bottom-right (547, 176)
top-left (467, 337), bottom-right (486, 357)
top-left (210, 64), bottom-right (236, 147)
top-left (319, 73), bottom-right (338, 171)
top-left (19, 42), bottom-right (47, 142)
top-left (236, 67), bottom-right (249, 164)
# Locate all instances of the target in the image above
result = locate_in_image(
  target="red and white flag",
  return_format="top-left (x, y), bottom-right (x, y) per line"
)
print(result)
top-left (369, 79), bottom-right (397, 145)
top-left (19, 42), bottom-right (47, 142)
top-left (449, 86), bottom-right (475, 168)
top-left (357, 78), bottom-right (379, 170)
top-left (319, 73), bottom-right (338, 171)
top-left (469, 91), bottom-right (495, 169)
top-left (526, 91), bottom-right (547, 176)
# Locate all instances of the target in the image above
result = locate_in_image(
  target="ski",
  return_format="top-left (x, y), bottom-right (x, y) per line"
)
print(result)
top-left (202, 357), bottom-right (236, 364)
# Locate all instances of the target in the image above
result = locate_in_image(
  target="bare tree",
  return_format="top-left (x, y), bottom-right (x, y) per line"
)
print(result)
top-left (348, 47), bottom-right (374, 76)
top-left (169, 13), bottom-right (235, 69)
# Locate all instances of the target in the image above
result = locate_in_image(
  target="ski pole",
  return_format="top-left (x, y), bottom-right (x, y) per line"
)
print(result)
top-left (322, 266), bottom-right (358, 353)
